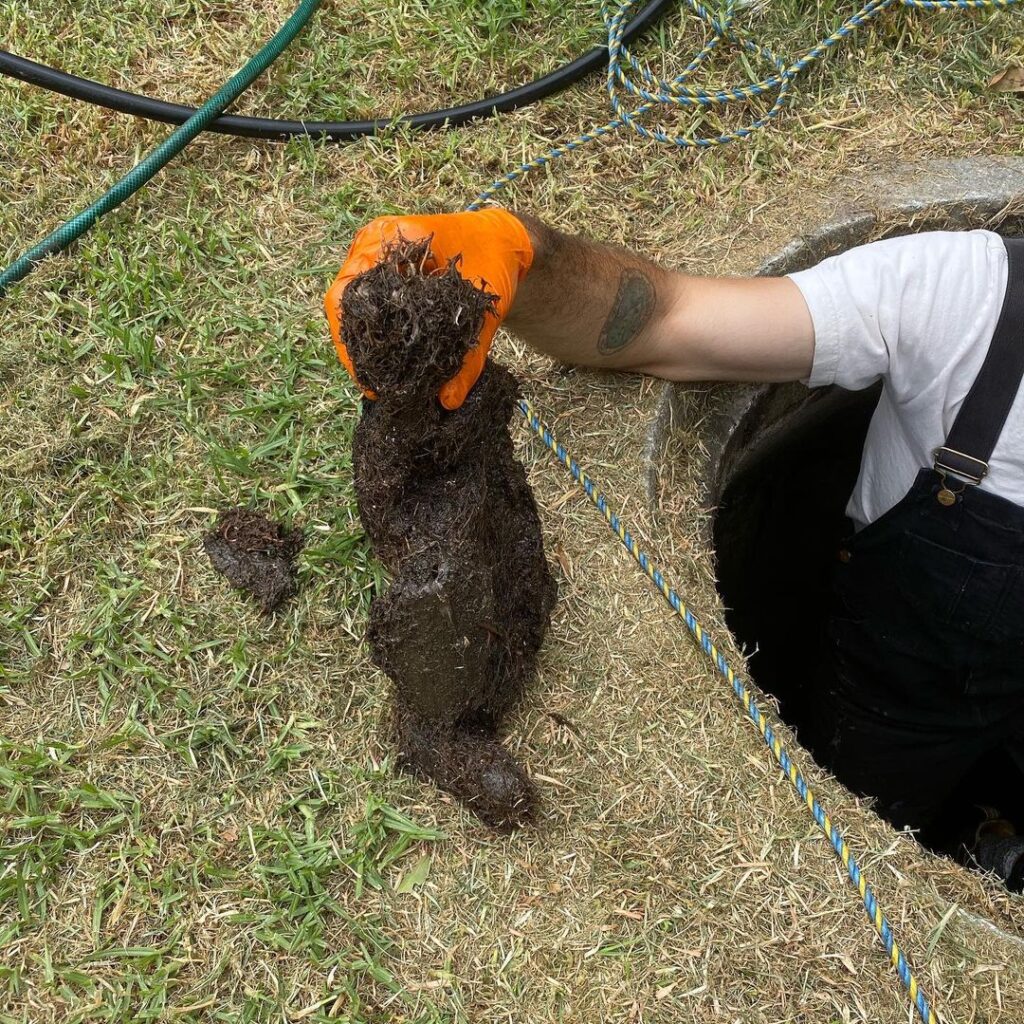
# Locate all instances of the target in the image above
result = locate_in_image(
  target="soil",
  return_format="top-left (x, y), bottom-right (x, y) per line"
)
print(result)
top-left (203, 507), bottom-right (303, 614)
top-left (342, 239), bottom-right (557, 829)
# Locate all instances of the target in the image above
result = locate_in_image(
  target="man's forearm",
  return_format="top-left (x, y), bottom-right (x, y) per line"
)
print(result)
top-left (506, 213), bottom-right (676, 372)
top-left (505, 213), bottom-right (815, 384)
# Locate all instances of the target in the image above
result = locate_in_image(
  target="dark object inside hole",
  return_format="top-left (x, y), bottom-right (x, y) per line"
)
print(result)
top-left (712, 383), bottom-right (1024, 862)
top-left (203, 507), bottom-right (303, 614)
top-left (343, 240), bottom-right (557, 829)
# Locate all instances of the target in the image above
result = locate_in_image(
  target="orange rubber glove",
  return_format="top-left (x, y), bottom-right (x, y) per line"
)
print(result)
top-left (324, 208), bottom-right (534, 410)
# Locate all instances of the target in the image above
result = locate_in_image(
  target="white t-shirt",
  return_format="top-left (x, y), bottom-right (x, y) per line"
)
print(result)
top-left (789, 229), bottom-right (1020, 530)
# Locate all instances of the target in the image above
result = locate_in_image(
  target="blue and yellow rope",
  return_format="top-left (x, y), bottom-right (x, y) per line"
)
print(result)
top-left (486, 4), bottom-right (1020, 1016)
top-left (518, 399), bottom-right (938, 1023)
top-left (468, 0), bottom-right (1020, 209)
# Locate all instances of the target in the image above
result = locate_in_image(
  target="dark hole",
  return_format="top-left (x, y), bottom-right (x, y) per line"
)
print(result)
top-left (712, 383), bottom-right (1024, 867)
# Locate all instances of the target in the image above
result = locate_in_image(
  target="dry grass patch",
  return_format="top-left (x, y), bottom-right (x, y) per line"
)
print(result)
top-left (3, 2), bottom-right (1024, 1022)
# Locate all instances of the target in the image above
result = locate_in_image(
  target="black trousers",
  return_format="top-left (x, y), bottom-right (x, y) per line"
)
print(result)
top-left (808, 468), bottom-right (1024, 845)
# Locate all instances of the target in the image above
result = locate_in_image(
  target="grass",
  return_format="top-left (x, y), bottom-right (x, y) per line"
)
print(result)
top-left (2, 1), bottom-right (1024, 1022)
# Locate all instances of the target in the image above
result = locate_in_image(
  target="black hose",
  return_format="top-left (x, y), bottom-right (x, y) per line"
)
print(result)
top-left (0, 1), bottom-right (674, 142)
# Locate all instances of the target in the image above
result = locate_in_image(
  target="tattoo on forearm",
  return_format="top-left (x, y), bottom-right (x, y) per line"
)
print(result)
top-left (597, 269), bottom-right (656, 355)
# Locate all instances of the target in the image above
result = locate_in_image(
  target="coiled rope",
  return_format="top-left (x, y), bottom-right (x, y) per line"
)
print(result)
top-left (469, 0), bottom-right (1020, 208)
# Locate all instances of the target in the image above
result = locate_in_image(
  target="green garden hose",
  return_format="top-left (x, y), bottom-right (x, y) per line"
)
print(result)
top-left (0, 0), bottom-right (323, 299)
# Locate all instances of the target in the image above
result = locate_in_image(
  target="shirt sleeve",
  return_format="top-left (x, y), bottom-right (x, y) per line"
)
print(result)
top-left (787, 230), bottom-right (1007, 392)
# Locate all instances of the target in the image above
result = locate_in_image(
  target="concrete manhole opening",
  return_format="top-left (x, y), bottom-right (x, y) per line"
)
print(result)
top-left (646, 159), bottom-right (1024, 887)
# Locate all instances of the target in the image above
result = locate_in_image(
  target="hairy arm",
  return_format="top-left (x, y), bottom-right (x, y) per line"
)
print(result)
top-left (505, 213), bottom-right (815, 383)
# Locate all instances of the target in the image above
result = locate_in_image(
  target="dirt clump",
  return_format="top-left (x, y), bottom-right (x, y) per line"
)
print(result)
top-left (342, 239), bottom-right (557, 829)
top-left (203, 507), bottom-right (303, 613)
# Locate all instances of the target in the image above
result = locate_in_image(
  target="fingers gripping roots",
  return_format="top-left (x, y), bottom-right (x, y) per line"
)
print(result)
top-left (341, 237), bottom-right (498, 404)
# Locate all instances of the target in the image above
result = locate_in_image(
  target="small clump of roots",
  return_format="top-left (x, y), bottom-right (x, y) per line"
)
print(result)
top-left (203, 507), bottom-right (303, 614)
top-left (343, 239), bottom-right (556, 829)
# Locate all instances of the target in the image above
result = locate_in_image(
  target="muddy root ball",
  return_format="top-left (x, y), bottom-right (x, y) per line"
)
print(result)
top-left (341, 239), bottom-right (557, 828)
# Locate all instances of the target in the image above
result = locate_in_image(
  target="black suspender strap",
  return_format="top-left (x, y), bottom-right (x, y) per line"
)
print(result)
top-left (934, 237), bottom-right (1024, 485)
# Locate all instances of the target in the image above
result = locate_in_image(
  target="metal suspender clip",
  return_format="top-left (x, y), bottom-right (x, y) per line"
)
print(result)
top-left (933, 446), bottom-right (989, 485)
